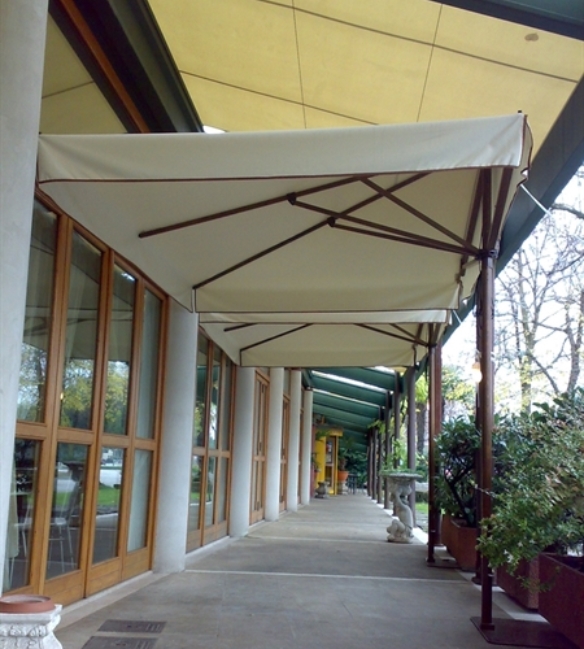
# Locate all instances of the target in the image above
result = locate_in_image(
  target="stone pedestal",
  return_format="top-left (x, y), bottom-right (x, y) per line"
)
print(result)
top-left (315, 481), bottom-right (328, 498)
top-left (385, 472), bottom-right (418, 544)
top-left (0, 606), bottom-right (63, 648)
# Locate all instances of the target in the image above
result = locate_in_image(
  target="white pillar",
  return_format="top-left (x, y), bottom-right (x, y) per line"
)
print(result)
top-left (0, 0), bottom-right (49, 592)
top-left (229, 367), bottom-right (256, 538)
top-left (265, 368), bottom-right (284, 521)
top-left (153, 303), bottom-right (198, 572)
top-left (286, 370), bottom-right (302, 512)
top-left (300, 389), bottom-right (314, 505)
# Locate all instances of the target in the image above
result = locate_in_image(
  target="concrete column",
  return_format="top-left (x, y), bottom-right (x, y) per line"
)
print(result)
top-left (300, 389), bottom-right (314, 505)
top-left (0, 0), bottom-right (49, 592)
top-left (229, 366), bottom-right (256, 537)
top-left (153, 303), bottom-right (198, 572)
top-left (265, 368), bottom-right (284, 521)
top-left (286, 370), bottom-right (301, 512)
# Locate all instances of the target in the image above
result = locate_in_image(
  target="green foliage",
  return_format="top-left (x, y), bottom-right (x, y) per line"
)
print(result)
top-left (338, 439), bottom-right (367, 477)
top-left (478, 388), bottom-right (584, 575)
top-left (415, 375), bottom-right (428, 404)
top-left (434, 416), bottom-right (480, 527)
top-left (442, 365), bottom-right (475, 412)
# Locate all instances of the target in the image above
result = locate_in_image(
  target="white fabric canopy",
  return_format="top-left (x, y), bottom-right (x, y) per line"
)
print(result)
top-left (37, 113), bottom-right (531, 366)
top-left (204, 321), bottom-right (444, 368)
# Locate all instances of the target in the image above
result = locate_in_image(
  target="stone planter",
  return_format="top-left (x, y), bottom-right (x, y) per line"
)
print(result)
top-left (440, 514), bottom-right (477, 571)
top-left (0, 596), bottom-right (62, 648)
top-left (539, 553), bottom-right (584, 649)
top-left (497, 559), bottom-right (539, 610)
top-left (336, 470), bottom-right (349, 495)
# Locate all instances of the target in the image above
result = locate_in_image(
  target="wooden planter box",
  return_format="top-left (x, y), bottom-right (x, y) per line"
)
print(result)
top-left (496, 559), bottom-right (539, 610)
top-left (539, 554), bottom-right (584, 649)
top-left (440, 514), bottom-right (477, 572)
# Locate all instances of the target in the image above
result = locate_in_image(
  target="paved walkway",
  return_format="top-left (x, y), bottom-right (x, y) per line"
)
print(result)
top-left (57, 495), bottom-right (543, 649)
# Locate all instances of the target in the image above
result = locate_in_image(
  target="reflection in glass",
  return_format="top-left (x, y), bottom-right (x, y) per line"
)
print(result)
top-left (93, 447), bottom-right (124, 564)
top-left (216, 457), bottom-right (229, 524)
top-left (188, 455), bottom-right (203, 533)
top-left (204, 457), bottom-right (217, 527)
top-left (46, 443), bottom-right (87, 580)
top-left (136, 290), bottom-right (162, 439)
top-left (60, 232), bottom-right (102, 429)
top-left (17, 206), bottom-right (57, 423)
top-left (219, 359), bottom-right (233, 451)
top-left (194, 337), bottom-right (208, 447)
top-left (127, 450), bottom-right (152, 552)
top-left (104, 266), bottom-right (136, 435)
top-left (3, 440), bottom-right (40, 591)
top-left (209, 347), bottom-right (221, 449)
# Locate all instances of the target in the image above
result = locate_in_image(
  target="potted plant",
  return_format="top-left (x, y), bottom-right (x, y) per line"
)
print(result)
top-left (434, 416), bottom-right (480, 571)
top-left (478, 389), bottom-right (584, 646)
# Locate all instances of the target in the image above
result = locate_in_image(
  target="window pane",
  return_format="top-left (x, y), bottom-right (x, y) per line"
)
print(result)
top-left (104, 266), bottom-right (136, 435)
top-left (216, 457), bottom-right (229, 524)
top-left (3, 440), bottom-right (41, 591)
top-left (46, 443), bottom-right (87, 580)
top-left (219, 359), bottom-right (233, 451)
top-left (188, 455), bottom-right (203, 533)
top-left (136, 290), bottom-right (162, 439)
top-left (17, 205), bottom-right (57, 422)
top-left (194, 336), bottom-right (208, 447)
top-left (204, 457), bottom-right (217, 528)
top-left (127, 450), bottom-right (152, 552)
top-left (93, 447), bottom-right (124, 564)
top-left (209, 347), bottom-right (221, 450)
top-left (60, 232), bottom-right (102, 429)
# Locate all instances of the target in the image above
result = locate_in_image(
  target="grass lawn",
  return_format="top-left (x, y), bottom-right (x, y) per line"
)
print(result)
top-left (415, 502), bottom-right (428, 515)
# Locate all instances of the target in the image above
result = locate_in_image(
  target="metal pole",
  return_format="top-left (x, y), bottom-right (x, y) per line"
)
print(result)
top-left (394, 373), bottom-right (401, 466)
top-left (367, 431), bottom-right (373, 497)
top-left (427, 340), bottom-right (442, 563)
top-left (392, 376), bottom-right (402, 514)
top-left (376, 425), bottom-right (384, 504)
top-left (479, 169), bottom-right (495, 630)
top-left (384, 394), bottom-right (392, 509)
top-left (407, 367), bottom-right (417, 522)
top-left (479, 255), bottom-right (496, 629)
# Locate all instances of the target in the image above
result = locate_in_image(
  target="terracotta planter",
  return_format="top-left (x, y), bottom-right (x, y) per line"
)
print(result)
top-left (440, 514), bottom-right (477, 572)
top-left (0, 594), bottom-right (55, 614)
top-left (539, 553), bottom-right (584, 649)
top-left (497, 559), bottom-right (539, 610)
top-left (337, 470), bottom-right (349, 482)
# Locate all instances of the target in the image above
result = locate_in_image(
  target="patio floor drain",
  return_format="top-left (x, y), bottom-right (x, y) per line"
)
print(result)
top-left (98, 620), bottom-right (166, 634)
top-left (82, 638), bottom-right (157, 649)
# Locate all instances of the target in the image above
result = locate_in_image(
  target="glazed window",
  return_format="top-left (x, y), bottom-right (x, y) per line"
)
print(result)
top-left (60, 232), bottom-right (102, 430)
top-left (17, 207), bottom-right (57, 423)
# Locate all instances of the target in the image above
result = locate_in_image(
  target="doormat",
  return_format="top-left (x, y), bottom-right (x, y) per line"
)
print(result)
top-left (471, 617), bottom-right (578, 648)
top-left (98, 620), bottom-right (166, 634)
top-left (82, 638), bottom-right (157, 649)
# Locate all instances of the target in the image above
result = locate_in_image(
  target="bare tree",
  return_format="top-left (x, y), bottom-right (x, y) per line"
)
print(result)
top-left (494, 172), bottom-right (584, 410)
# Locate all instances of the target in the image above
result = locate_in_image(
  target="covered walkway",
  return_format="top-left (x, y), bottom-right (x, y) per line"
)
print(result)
top-left (57, 496), bottom-right (541, 649)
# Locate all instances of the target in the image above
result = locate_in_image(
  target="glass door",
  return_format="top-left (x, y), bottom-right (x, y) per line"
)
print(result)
top-left (4, 200), bottom-right (166, 606)
top-left (279, 396), bottom-right (290, 512)
top-left (250, 372), bottom-right (269, 524)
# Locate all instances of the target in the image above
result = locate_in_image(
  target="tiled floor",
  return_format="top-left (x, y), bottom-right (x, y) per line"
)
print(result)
top-left (57, 495), bottom-right (549, 649)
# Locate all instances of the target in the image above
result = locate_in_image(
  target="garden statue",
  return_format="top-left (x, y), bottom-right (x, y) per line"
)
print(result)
top-left (385, 472), bottom-right (418, 544)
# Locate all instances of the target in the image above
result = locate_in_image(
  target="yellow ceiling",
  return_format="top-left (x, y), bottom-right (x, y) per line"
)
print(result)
top-left (149, 0), bottom-right (583, 152)
top-left (41, 16), bottom-right (124, 135)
